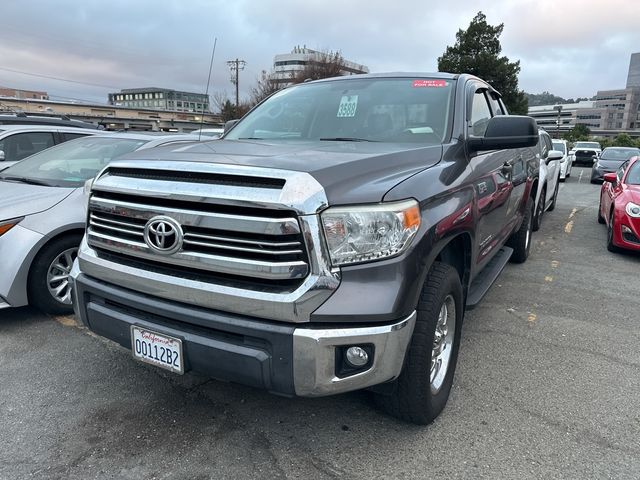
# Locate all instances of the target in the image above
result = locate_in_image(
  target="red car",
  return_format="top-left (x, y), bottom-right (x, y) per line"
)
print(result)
top-left (598, 156), bottom-right (640, 252)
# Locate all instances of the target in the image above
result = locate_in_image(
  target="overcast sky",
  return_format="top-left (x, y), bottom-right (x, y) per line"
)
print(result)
top-left (1, 0), bottom-right (638, 108)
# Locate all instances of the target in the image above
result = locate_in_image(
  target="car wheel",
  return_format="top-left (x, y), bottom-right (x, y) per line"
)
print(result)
top-left (606, 210), bottom-right (620, 253)
top-left (547, 179), bottom-right (559, 212)
top-left (508, 196), bottom-right (533, 264)
top-left (374, 262), bottom-right (463, 425)
top-left (532, 187), bottom-right (545, 232)
top-left (28, 234), bottom-right (81, 315)
top-left (597, 199), bottom-right (606, 224)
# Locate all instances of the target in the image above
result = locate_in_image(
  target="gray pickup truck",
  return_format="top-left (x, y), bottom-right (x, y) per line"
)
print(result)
top-left (71, 73), bottom-right (539, 424)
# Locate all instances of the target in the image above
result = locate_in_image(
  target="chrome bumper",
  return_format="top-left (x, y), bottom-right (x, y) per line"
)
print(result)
top-left (293, 312), bottom-right (416, 396)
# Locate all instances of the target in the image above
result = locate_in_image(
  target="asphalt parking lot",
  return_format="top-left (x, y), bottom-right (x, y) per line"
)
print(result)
top-left (1, 166), bottom-right (639, 480)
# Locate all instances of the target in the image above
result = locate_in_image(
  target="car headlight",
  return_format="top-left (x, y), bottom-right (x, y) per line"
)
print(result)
top-left (0, 217), bottom-right (24, 237)
top-left (321, 199), bottom-right (421, 266)
top-left (625, 202), bottom-right (640, 218)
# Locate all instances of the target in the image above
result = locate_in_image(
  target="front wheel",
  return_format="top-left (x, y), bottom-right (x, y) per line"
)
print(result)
top-left (607, 211), bottom-right (620, 253)
top-left (374, 262), bottom-right (463, 425)
top-left (598, 199), bottom-right (605, 224)
top-left (532, 187), bottom-right (545, 232)
top-left (547, 180), bottom-right (559, 212)
top-left (28, 234), bottom-right (81, 315)
top-left (507, 197), bottom-right (533, 264)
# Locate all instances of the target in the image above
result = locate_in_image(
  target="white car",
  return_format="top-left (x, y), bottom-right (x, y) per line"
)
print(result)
top-left (569, 141), bottom-right (601, 166)
top-left (532, 130), bottom-right (563, 231)
top-left (552, 139), bottom-right (572, 181)
top-left (0, 124), bottom-right (100, 170)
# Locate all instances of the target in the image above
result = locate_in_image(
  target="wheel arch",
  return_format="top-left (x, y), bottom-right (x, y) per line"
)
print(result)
top-left (431, 232), bottom-right (473, 302)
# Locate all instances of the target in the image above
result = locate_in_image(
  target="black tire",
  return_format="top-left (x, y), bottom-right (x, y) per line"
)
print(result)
top-left (606, 210), bottom-right (619, 253)
top-left (597, 200), bottom-right (605, 224)
top-left (532, 187), bottom-right (545, 232)
top-left (28, 234), bottom-right (82, 315)
top-left (507, 197), bottom-right (533, 264)
top-left (374, 262), bottom-right (463, 425)
top-left (547, 179), bottom-right (559, 212)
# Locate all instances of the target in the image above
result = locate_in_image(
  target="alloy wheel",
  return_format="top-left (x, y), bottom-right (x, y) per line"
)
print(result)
top-left (46, 247), bottom-right (77, 305)
top-left (430, 294), bottom-right (456, 395)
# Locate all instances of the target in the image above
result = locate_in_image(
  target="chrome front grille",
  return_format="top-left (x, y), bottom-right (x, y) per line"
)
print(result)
top-left (87, 192), bottom-right (309, 283)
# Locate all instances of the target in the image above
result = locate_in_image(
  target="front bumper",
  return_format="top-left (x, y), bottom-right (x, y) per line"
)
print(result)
top-left (590, 167), bottom-right (614, 183)
top-left (0, 224), bottom-right (44, 308)
top-left (71, 268), bottom-right (416, 397)
top-left (612, 210), bottom-right (640, 252)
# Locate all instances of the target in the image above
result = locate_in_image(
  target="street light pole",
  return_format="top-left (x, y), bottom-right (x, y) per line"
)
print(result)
top-left (553, 104), bottom-right (563, 139)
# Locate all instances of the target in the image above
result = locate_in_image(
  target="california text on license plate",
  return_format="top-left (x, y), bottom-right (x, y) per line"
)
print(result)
top-left (131, 326), bottom-right (184, 374)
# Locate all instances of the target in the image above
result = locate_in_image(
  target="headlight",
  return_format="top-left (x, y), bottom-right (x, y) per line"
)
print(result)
top-left (321, 199), bottom-right (421, 266)
top-left (625, 202), bottom-right (640, 218)
top-left (0, 217), bottom-right (24, 237)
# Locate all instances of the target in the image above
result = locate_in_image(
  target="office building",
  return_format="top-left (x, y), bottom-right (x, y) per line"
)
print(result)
top-left (272, 46), bottom-right (369, 86)
top-left (0, 87), bottom-right (48, 100)
top-left (108, 88), bottom-right (210, 113)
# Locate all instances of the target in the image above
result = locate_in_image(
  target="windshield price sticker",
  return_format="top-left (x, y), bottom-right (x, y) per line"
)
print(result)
top-left (131, 326), bottom-right (184, 374)
top-left (412, 79), bottom-right (448, 88)
top-left (337, 95), bottom-right (359, 117)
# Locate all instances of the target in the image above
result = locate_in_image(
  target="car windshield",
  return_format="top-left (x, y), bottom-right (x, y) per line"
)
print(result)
top-left (552, 142), bottom-right (566, 154)
top-left (225, 77), bottom-right (455, 144)
top-left (600, 148), bottom-right (640, 161)
top-left (626, 162), bottom-right (640, 185)
top-left (0, 136), bottom-right (148, 187)
top-left (574, 142), bottom-right (600, 149)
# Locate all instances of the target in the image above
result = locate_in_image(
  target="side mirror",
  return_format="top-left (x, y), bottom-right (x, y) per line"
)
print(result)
top-left (603, 173), bottom-right (617, 184)
top-left (224, 119), bottom-right (240, 133)
top-left (0, 150), bottom-right (5, 161)
top-left (468, 116), bottom-right (538, 152)
top-left (546, 149), bottom-right (564, 164)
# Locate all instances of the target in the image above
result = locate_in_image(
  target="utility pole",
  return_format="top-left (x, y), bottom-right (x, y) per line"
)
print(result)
top-left (226, 58), bottom-right (246, 107)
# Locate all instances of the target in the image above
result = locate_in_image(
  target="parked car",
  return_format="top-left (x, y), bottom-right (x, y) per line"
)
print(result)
top-left (0, 132), bottom-right (203, 314)
top-left (71, 72), bottom-right (541, 425)
top-left (0, 112), bottom-right (98, 129)
top-left (590, 147), bottom-right (640, 183)
top-left (190, 127), bottom-right (224, 138)
top-left (569, 141), bottom-right (601, 166)
top-left (552, 139), bottom-right (572, 181)
top-left (0, 125), bottom-right (100, 170)
top-left (598, 156), bottom-right (640, 253)
top-left (532, 130), bottom-right (563, 231)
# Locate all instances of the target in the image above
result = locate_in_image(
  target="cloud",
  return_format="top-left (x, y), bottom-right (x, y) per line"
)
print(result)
top-left (0, 0), bottom-right (637, 105)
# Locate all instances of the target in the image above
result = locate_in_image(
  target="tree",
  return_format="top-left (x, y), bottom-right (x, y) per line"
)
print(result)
top-left (291, 50), bottom-right (348, 84)
top-left (611, 133), bottom-right (637, 148)
top-left (220, 99), bottom-right (251, 122)
top-left (562, 124), bottom-right (591, 142)
top-left (250, 70), bottom-right (281, 106)
top-left (437, 12), bottom-right (528, 114)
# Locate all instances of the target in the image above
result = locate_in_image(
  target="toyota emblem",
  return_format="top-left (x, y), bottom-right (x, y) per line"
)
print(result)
top-left (143, 216), bottom-right (183, 254)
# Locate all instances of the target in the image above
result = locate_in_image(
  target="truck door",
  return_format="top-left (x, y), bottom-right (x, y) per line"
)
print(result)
top-left (467, 87), bottom-right (515, 269)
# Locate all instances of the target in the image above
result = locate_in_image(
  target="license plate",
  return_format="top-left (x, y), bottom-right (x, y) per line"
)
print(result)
top-left (131, 326), bottom-right (184, 374)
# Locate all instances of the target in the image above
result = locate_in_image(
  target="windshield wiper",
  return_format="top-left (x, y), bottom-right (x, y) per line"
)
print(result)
top-left (319, 137), bottom-right (376, 142)
top-left (0, 175), bottom-right (53, 186)
top-left (238, 137), bottom-right (265, 140)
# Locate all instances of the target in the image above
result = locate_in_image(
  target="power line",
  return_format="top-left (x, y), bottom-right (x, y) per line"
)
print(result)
top-left (0, 66), bottom-right (120, 89)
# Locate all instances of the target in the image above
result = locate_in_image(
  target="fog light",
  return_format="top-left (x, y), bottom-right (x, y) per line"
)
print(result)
top-left (345, 346), bottom-right (369, 367)
top-left (622, 225), bottom-right (632, 234)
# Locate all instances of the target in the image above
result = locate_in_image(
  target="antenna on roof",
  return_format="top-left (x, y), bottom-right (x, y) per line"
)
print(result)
top-left (198, 37), bottom-right (217, 142)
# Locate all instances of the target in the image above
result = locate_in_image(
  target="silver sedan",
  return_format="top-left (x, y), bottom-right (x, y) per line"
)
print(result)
top-left (0, 132), bottom-right (204, 314)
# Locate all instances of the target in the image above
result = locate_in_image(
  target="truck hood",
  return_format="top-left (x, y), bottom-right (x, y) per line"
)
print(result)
top-left (0, 181), bottom-right (75, 220)
top-left (118, 139), bottom-right (444, 205)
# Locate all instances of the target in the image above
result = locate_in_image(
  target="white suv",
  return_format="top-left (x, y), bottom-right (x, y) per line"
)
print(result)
top-left (0, 125), bottom-right (100, 170)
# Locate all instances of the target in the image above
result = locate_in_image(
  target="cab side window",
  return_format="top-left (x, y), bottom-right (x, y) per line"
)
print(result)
top-left (470, 91), bottom-right (492, 137)
top-left (539, 134), bottom-right (549, 158)
top-left (488, 93), bottom-right (505, 116)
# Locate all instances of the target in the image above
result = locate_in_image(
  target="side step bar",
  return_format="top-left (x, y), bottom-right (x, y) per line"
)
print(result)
top-left (466, 246), bottom-right (513, 309)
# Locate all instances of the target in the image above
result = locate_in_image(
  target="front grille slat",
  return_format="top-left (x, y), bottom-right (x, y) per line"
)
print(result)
top-left (86, 171), bottom-right (310, 288)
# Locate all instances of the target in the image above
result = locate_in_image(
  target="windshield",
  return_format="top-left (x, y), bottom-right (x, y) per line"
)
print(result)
top-left (0, 136), bottom-right (148, 187)
top-left (226, 77), bottom-right (455, 144)
top-left (627, 162), bottom-right (640, 185)
top-left (574, 142), bottom-right (600, 149)
top-left (601, 148), bottom-right (640, 161)
top-left (552, 141), bottom-right (566, 154)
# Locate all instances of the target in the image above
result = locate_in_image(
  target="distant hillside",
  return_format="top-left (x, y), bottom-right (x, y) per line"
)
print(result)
top-left (526, 91), bottom-right (593, 107)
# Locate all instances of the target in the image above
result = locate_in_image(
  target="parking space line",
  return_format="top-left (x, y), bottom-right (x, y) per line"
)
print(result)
top-left (545, 276), bottom-right (553, 282)
top-left (54, 315), bottom-right (79, 327)
top-left (564, 221), bottom-right (574, 233)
